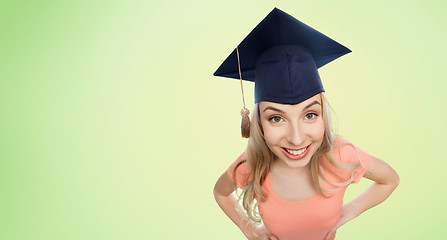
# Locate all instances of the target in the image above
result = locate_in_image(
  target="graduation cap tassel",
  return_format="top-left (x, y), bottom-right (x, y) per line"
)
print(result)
top-left (241, 107), bottom-right (250, 138)
top-left (237, 47), bottom-right (250, 138)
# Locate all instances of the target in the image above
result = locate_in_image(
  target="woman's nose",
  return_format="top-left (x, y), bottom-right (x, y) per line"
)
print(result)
top-left (287, 124), bottom-right (305, 147)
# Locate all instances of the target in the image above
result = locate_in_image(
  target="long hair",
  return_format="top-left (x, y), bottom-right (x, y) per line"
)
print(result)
top-left (233, 93), bottom-right (358, 223)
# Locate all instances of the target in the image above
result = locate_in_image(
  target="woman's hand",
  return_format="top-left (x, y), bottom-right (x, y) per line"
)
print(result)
top-left (239, 218), bottom-right (279, 240)
top-left (324, 203), bottom-right (359, 240)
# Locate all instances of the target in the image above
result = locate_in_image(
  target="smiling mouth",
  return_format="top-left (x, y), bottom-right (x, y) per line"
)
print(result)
top-left (280, 144), bottom-right (312, 160)
top-left (284, 145), bottom-right (308, 155)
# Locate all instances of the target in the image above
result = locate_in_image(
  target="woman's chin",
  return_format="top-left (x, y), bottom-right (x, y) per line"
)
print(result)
top-left (284, 158), bottom-right (312, 169)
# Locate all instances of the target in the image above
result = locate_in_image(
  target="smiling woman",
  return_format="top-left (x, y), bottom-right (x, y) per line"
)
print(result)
top-left (260, 95), bottom-right (325, 169)
top-left (212, 7), bottom-right (399, 240)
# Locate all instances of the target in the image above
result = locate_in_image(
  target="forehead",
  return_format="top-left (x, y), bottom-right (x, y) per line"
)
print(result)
top-left (259, 94), bottom-right (322, 112)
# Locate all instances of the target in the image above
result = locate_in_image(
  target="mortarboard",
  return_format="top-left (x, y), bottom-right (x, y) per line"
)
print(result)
top-left (214, 7), bottom-right (351, 137)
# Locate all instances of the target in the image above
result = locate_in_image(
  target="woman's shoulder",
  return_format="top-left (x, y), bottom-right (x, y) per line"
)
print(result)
top-left (227, 151), bottom-right (248, 170)
top-left (331, 137), bottom-right (370, 166)
top-left (226, 151), bottom-right (252, 188)
top-left (324, 136), bottom-right (373, 184)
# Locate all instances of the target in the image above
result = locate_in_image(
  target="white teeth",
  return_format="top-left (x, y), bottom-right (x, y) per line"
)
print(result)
top-left (286, 147), bottom-right (306, 155)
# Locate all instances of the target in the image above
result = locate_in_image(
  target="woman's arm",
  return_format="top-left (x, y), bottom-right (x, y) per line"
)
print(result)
top-left (347, 156), bottom-right (400, 215)
top-left (324, 156), bottom-right (400, 240)
top-left (213, 172), bottom-right (246, 229)
top-left (213, 172), bottom-right (278, 240)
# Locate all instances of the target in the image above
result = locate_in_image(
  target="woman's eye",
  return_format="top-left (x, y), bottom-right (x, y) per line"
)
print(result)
top-left (270, 116), bottom-right (283, 123)
top-left (304, 113), bottom-right (317, 120)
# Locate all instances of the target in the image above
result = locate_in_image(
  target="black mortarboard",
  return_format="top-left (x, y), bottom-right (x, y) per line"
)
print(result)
top-left (214, 7), bottom-right (351, 105)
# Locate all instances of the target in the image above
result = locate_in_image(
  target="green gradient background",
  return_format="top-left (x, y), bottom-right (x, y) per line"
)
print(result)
top-left (1, 0), bottom-right (446, 239)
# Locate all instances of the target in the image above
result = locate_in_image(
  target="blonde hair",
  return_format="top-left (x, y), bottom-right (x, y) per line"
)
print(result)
top-left (233, 93), bottom-right (358, 223)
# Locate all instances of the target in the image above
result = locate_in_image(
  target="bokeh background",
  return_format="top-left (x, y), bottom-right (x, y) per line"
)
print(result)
top-left (1, 0), bottom-right (446, 239)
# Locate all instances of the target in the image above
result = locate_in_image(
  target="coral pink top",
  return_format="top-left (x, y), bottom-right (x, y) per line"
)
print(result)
top-left (226, 138), bottom-right (372, 240)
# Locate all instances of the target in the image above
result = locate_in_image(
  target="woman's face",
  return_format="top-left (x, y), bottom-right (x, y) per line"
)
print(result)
top-left (259, 94), bottom-right (325, 169)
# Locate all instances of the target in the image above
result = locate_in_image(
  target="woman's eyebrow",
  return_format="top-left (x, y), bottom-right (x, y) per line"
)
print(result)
top-left (262, 106), bottom-right (286, 114)
top-left (303, 101), bottom-right (321, 110)
top-left (262, 101), bottom-right (321, 113)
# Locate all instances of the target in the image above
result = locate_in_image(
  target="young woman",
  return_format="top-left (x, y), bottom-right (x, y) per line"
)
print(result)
top-left (213, 8), bottom-right (399, 240)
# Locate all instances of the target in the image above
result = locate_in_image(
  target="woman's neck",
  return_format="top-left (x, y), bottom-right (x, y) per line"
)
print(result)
top-left (270, 158), bottom-right (311, 177)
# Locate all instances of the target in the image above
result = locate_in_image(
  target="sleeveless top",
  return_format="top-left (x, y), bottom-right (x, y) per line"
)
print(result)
top-left (226, 138), bottom-right (372, 240)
